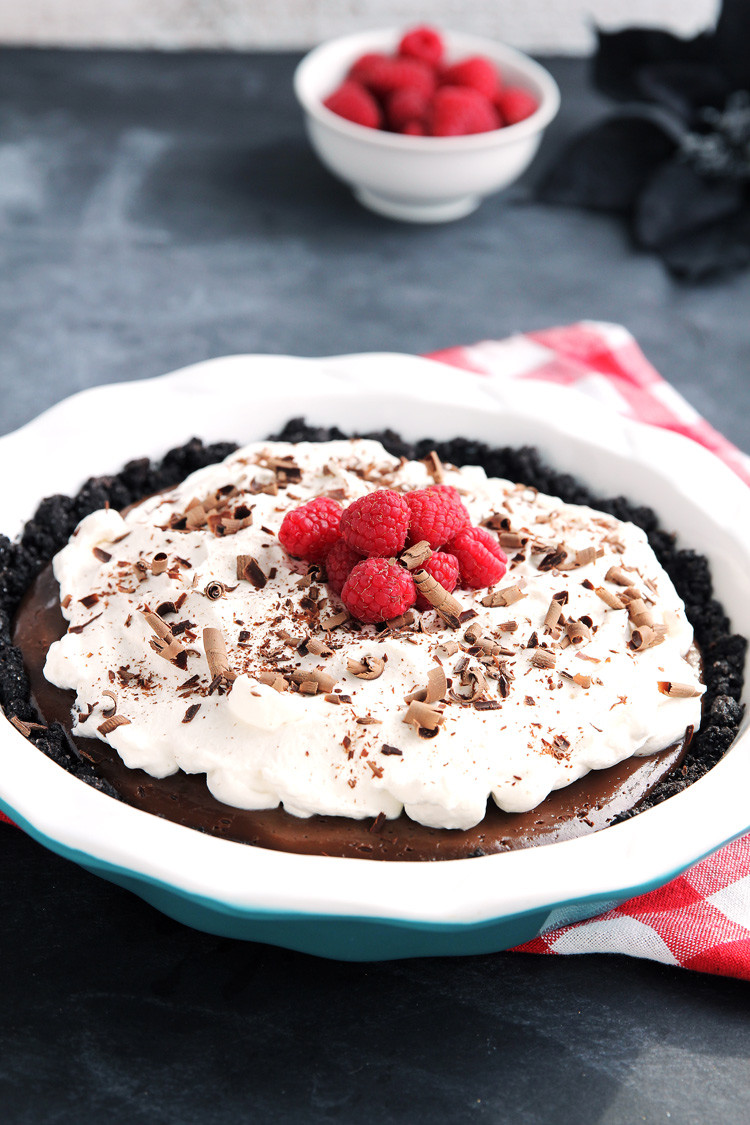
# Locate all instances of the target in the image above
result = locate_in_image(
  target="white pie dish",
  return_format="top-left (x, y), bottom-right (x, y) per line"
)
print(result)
top-left (0, 352), bottom-right (748, 960)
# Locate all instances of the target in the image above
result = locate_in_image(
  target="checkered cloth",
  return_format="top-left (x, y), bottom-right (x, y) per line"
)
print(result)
top-left (4, 322), bottom-right (748, 978)
top-left (428, 320), bottom-right (750, 980)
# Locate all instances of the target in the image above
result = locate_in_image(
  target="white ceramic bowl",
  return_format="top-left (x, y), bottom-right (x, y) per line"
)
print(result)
top-left (1, 353), bottom-right (749, 960)
top-left (293, 28), bottom-right (560, 222)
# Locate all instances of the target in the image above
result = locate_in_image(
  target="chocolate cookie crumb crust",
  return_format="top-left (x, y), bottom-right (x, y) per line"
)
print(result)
top-left (0, 426), bottom-right (745, 848)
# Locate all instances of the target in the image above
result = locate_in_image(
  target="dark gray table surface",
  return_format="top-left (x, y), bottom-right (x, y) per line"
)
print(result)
top-left (0, 49), bottom-right (748, 1124)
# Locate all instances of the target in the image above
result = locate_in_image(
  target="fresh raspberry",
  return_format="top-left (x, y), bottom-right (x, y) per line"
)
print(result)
top-left (348, 52), bottom-right (390, 85)
top-left (401, 120), bottom-right (427, 135)
top-left (340, 490), bottom-right (410, 557)
top-left (404, 487), bottom-right (470, 549)
top-left (415, 551), bottom-right (460, 610)
top-left (323, 80), bottom-right (382, 129)
top-left (429, 86), bottom-right (501, 136)
top-left (341, 558), bottom-right (416, 624)
top-left (441, 56), bottom-right (500, 99)
top-left (278, 497), bottom-right (342, 563)
top-left (448, 526), bottom-right (508, 588)
top-left (324, 538), bottom-right (361, 596)
top-left (498, 86), bottom-right (538, 125)
top-left (386, 86), bottom-right (430, 132)
top-left (398, 25), bottom-right (444, 68)
top-left (350, 54), bottom-right (436, 99)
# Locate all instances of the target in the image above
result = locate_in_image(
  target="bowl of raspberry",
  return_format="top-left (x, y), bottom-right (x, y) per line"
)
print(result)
top-left (294, 24), bottom-right (560, 222)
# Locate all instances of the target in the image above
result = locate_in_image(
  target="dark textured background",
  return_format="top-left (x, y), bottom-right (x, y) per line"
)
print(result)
top-left (1, 50), bottom-right (749, 1124)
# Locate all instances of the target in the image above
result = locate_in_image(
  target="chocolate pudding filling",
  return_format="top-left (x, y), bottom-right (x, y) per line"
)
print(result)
top-left (1, 426), bottom-right (745, 861)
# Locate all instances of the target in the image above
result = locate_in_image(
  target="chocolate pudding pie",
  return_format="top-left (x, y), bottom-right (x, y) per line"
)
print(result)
top-left (2, 425), bottom-right (745, 860)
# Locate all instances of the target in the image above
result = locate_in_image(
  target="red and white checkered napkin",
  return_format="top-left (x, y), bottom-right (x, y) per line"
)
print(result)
top-left (429, 320), bottom-right (750, 980)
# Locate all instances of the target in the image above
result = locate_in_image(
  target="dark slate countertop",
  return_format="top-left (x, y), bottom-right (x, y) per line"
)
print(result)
top-left (0, 49), bottom-right (748, 1124)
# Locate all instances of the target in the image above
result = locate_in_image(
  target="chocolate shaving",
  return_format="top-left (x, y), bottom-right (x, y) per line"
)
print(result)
top-left (399, 540), bottom-right (433, 570)
top-left (498, 531), bottom-right (528, 550)
top-left (290, 669), bottom-right (337, 693)
top-left (606, 566), bottom-right (632, 586)
top-left (544, 599), bottom-right (563, 632)
top-left (627, 598), bottom-right (654, 629)
top-left (481, 579), bottom-right (527, 608)
top-left (537, 547), bottom-right (568, 571)
top-left (423, 450), bottom-right (444, 483)
top-left (406, 665), bottom-right (448, 705)
top-left (151, 552), bottom-right (169, 576)
top-left (412, 568), bottom-right (464, 627)
top-left (79, 593), bottom-right (100, 609)
top-left (69, 612), bottom-right (103, 634)
top-left (369, 810), bottom-right (387, 832)
top-left (346, 655), bottom-right (385, 680)
top-left (530, 649), bottom-right (556, 669)
top-left (657, 681), bottom-right (702, 698)
top-left (464, 621), bottom-right (483, 645)
top-left (319, 609), bottom-right (349, 630)
top-left (237, 555), bottom-right (267, 589)
top-left (566, 619), bottom-right (592, 645)
top-left (9, 716), bottom-right (48, 737)
top-left (474, 700), bottom-right (501, 711)
top-left (203, 581), bottom-right (228, 601)
top-left (402, 700), bottom-right (444, 731)
top-left (629, 624), bottom-right (667, 651)
top-left (300, 636), bottom-right (333, 657)
top-left (381, 744), bottom-right (403, 756)
top-left (203, 627), bottom-right (236, 683)
top-left (595, 585), bottom-right (626, 610)
top-left (101, 690), bottom-right (118, 716)
top-left (182, 703), bottom-right (201, 723)
top-left (561, 670), bottom-right (592, 688)
top-left (258, 671), bottom-right (288, 692)
top-left (97, 715), bottom-right (131, 735)
top-left (559, 546), bottom-right (600, 569)
top-left (93, 547), bottom-right (111, 563)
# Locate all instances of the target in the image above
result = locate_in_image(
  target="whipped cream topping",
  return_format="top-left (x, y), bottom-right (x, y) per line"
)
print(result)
top-left (44, 439), bottom-right (704, 831)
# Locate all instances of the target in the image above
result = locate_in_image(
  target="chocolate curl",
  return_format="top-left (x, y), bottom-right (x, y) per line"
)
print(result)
top-left (595, 585), bottom-right (626, 610)
top-left (402, 700), bottom-right (445, 731)
top-left (606, 566), bottom-right (632, 586)
top-left (151, 552), bottom-right (169, 576)
top-left (423, 450), bottom-right (444, 483)
top-left (498, 531), bottom-right (528, 550)
top-left (406, 665), bottom-right (448, 705)
top-left (627, 598), bottom-right (654, 629)
top-left (566, 619), bottom-right (592, 645)
top-left (185, 504), bottom-right (208, 530)
top-left (347, 655), bottom-right (385, 680)
top-left (412, 568), bottom-right (464, 627)
top-left (399, 540), bottom-right (433, 570)
top-left (481, 579), bottom-right (527, 608)
top-left (258, 671), bottom-right (288, 692)
top-left (629, 624), bottom-right (668, 651)
top-left (561, 670), bottom-right (592, 689)
top-left (544, 599), bottom-right (563, 633)
top-left (290, 669), bottom-right (337, 693)
top-left (463, 621), bottom-right (483, 645)
top-left (559, 546), bottom-right (601, 569)
top-left (657, 681), bottom-right (702, 698)
top-left (530, 649), bottom-right (556, 669)
top-left (97, 715), bottom-right (131, 736)
top-left (319, 609), bottom-right (349, 630)
top-left (301, 636), bottom-right (333, 657)
top-left (101, 690), bottom-right (118, 716)
top-left (203, 627), bottom-right (237, 682)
